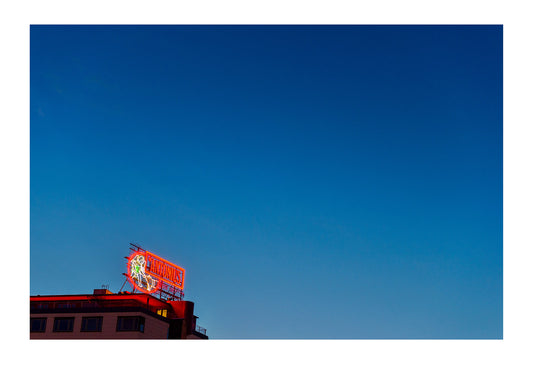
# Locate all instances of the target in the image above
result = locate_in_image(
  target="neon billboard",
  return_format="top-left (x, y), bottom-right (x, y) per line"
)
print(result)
top-left (127, 245), bottom-right (185, 295)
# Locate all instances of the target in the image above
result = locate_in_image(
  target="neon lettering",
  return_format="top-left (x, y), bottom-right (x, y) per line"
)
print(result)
top-left (127, 248), bottom-right (186, 294)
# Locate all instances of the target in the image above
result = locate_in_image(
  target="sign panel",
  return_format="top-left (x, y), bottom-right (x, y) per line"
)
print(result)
top-left (127, 246), bottom-right (185, 294)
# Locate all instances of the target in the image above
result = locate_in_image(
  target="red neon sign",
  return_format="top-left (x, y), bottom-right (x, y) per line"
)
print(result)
top-left (127, 247), bottom-right (185, 294)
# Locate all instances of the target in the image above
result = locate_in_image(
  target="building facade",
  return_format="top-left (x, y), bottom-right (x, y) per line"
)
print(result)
top-left (30, 289), bottom-right (208, 339)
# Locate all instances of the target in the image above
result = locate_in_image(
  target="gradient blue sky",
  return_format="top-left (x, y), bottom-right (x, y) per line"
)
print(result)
top-left (30, 25), bottom-right (502, 339)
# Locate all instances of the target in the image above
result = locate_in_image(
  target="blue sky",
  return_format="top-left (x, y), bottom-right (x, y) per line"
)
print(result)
top-left (30, 25), bottom-right (502, 339)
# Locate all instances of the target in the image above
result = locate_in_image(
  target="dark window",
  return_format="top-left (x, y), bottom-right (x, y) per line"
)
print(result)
top-left (53, 317), bottom-right (74, 332)
top-left (116, 316), bottom-right (145, 332)
top-left (81, 301), bottom-right (97, 309)
top-left (31, 302), bottom-right (49, 310)
top-left (30, 318), bottom-right (47, 332)
top-left (81, 317), bottom-right (103, 332)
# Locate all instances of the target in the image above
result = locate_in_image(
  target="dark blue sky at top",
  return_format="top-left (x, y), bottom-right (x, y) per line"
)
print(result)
top-left (30, 25), bottom-right (502, 339)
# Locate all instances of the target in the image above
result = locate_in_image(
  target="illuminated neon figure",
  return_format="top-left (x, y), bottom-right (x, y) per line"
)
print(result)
top-left (130, 254), bottom-right (158, 292)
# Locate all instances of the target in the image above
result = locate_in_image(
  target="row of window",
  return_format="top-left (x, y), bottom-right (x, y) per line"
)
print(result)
top-left (31, 301), bottom-right (169, 314)
top-left (30, 316), bottom-right (145, 333)
top-left (31, 302), bottom-right (98, 310)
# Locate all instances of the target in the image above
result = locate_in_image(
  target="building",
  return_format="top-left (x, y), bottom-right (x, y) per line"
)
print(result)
top-left (30, 288), bottom-right (208, 339)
